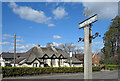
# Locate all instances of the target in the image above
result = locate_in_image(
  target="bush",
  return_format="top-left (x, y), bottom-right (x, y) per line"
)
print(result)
top-left (92, 66), bottom-right (101, 71)
top-left (2, 66), bottom-right (101, 77)
top-left (105, 65), bottom-right (120, 70)
top-left (0, 67), bottom-right (2, 74)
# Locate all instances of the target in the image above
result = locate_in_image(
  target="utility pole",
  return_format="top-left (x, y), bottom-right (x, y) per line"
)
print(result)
top-left (14, 34), bottom-right (16, 67)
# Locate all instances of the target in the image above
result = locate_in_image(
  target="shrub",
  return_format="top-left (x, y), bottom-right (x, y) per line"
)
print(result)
top-left (2, 66), bottom-right (101, 77)
top-left (92, 66), bottom-right (101, 71)
top-left (105, 65), bottom-right (120, 70)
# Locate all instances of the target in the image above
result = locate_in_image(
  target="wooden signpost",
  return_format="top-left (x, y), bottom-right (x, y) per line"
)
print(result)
top-left (79, 14), bottom-right (98, 79)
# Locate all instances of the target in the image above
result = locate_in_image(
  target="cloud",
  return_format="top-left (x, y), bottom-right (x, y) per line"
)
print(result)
top-left (16, 36), bottom-right (21, 38)
top-left (52, 42), bottom-right (64, 47)
top-left (15, 44), bottom-right (37, 52)
top-left (12, 39), bottom-right (24, 42)
top-left (0, 42), bottom-right (12, 45)
top-left (48, 24), bottom-right (55, 27)
top-left (93, 42), bottom-right (103, 46)
top-left (16, 39), bottom-right (24, 42)
top-left (52, 7), bottom-right (68, 19)
top-left (2, 34), bottom-right (13, 40)
top-left (53, 35), bottom-right (62, 39)
top-left (2, 43), bottom-right (37, 53)
top-left (2, 34), bottom-right (21, 40)
top-left (9, 2), bottom-right (18, 8)
top-left (82, 2), bottom-right (118, 20)
top-left (9, 2), bottom-right (51, 24)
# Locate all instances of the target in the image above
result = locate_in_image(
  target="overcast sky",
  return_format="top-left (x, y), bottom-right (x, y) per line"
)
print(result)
top-left (1, 2), bottom-right (118, 53)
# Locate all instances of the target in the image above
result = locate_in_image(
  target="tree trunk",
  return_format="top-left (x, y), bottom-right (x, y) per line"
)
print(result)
top-left (117, 29), bottom-right (120, 53)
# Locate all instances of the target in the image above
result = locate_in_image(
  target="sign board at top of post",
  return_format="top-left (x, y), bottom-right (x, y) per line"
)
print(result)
top-left (79, 14), bottom-right (98, 29)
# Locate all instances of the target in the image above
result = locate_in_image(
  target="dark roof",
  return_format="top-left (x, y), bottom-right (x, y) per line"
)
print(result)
top-left (22, 46), bottom-right (81, 63)
top-left (1, 52), bottom-right (25, 58)
top-left (41, 47), bottom-right (58, 57)
top-left (24, 47), bottom-right (43, 63)
top-left (55, 48), bottom-right (69, 58)
top-left (11, 57), bottom-right (25, 64)
top-left (2, 46), bottom-right (82, 64)
top-left (66, 56), bottom-right (83, 63)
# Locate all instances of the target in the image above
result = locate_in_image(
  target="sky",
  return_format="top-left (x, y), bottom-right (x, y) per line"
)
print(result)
top-left (1, 2), bottom-right (118, 53)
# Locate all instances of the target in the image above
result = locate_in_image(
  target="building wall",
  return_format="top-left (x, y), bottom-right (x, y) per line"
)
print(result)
top-left (92, 54), bottom-right (99, 66)
top-left (0, 61), bottom-right (5, 67)
top-left (73, 64), bottom-right (83, 67)
top-left (47, 59), bottom-right (67, 67)
top-left (12, 59), bottom-right (43, 67)
top-left (0, 56), bottom-right (5, 67)
top-left (47, 59), bottom-right (51, 67)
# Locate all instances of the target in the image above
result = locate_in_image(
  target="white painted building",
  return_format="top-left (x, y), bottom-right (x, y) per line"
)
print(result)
top-left (1, 45), bottom-right (83, 67)
top-left (0, 54), bottom-right (5, 67)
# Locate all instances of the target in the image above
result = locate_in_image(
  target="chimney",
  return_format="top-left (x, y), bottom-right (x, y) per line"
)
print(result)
top-left (37, 44), bottom-right (40, 48)
top-left (46, 43), bottom-right (51, 47)
top-left (75, 52), bottom-right (77, 58)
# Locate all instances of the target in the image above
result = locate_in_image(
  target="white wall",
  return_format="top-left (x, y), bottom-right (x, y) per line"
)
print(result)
top-left (0, 56), bottom-right (5, 67)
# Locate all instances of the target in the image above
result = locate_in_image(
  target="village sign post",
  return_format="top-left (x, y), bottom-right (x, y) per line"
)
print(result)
top-left (78, 14), bottom-right (98, 79)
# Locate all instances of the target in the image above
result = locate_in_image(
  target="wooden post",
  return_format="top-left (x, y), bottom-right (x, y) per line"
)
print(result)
top-left (14, 34), bottom-right (16, 67)
top-left (89, 25), bottom-right (92, 79)
top-left (79, 14), bottom-right (98, 79)
top-left (84, 25), bottom-right (92, 79)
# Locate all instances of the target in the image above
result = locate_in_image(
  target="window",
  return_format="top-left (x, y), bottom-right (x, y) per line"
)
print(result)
top-left (52, 59), bottom-right (55, 65)
top-left (43, 54), bottom-right (48, 59)
top-left (59, 59), bottom-right (62, 66)
top-left (52, 54), bottom-right (56, 58)
top-left (33, 63), bottom-right (37, 67)
top-left (44, 59), bottom-right (47, 64)
top-left (59, 55), bottom-right (63, 58)
top-left (5, 59), bottom-right (8, 61)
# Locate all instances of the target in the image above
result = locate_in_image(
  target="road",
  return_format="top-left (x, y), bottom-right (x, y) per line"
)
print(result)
top-left (1, 71), bottom-right (119, 80)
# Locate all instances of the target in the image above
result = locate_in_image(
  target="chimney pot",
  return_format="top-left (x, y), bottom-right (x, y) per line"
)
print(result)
top-left (37, 44), bottom-right (40, 47)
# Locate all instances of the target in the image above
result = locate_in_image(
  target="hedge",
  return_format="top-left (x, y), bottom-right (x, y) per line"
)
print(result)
top-left (0, 66), bottom-right (2, 74)
top-left (105, 65), bottom-right (120, 70)
top-left (2, 66), bottom-right (101, 77)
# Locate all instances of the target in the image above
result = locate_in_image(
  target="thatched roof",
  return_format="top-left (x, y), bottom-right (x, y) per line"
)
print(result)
top-left (2, 46), bottom-right (82, 64)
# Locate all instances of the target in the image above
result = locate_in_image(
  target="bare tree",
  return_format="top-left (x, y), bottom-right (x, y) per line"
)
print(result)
top-left (53, 42), bottom-right (83, 57)
top-left (58, 43), bottom-right (76, 53)
top-left (75, 47), bottom-right (83, 54)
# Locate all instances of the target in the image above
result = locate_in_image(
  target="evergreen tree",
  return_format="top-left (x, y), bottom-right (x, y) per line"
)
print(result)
top-left (101, 16), bottom-right (120, 64)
